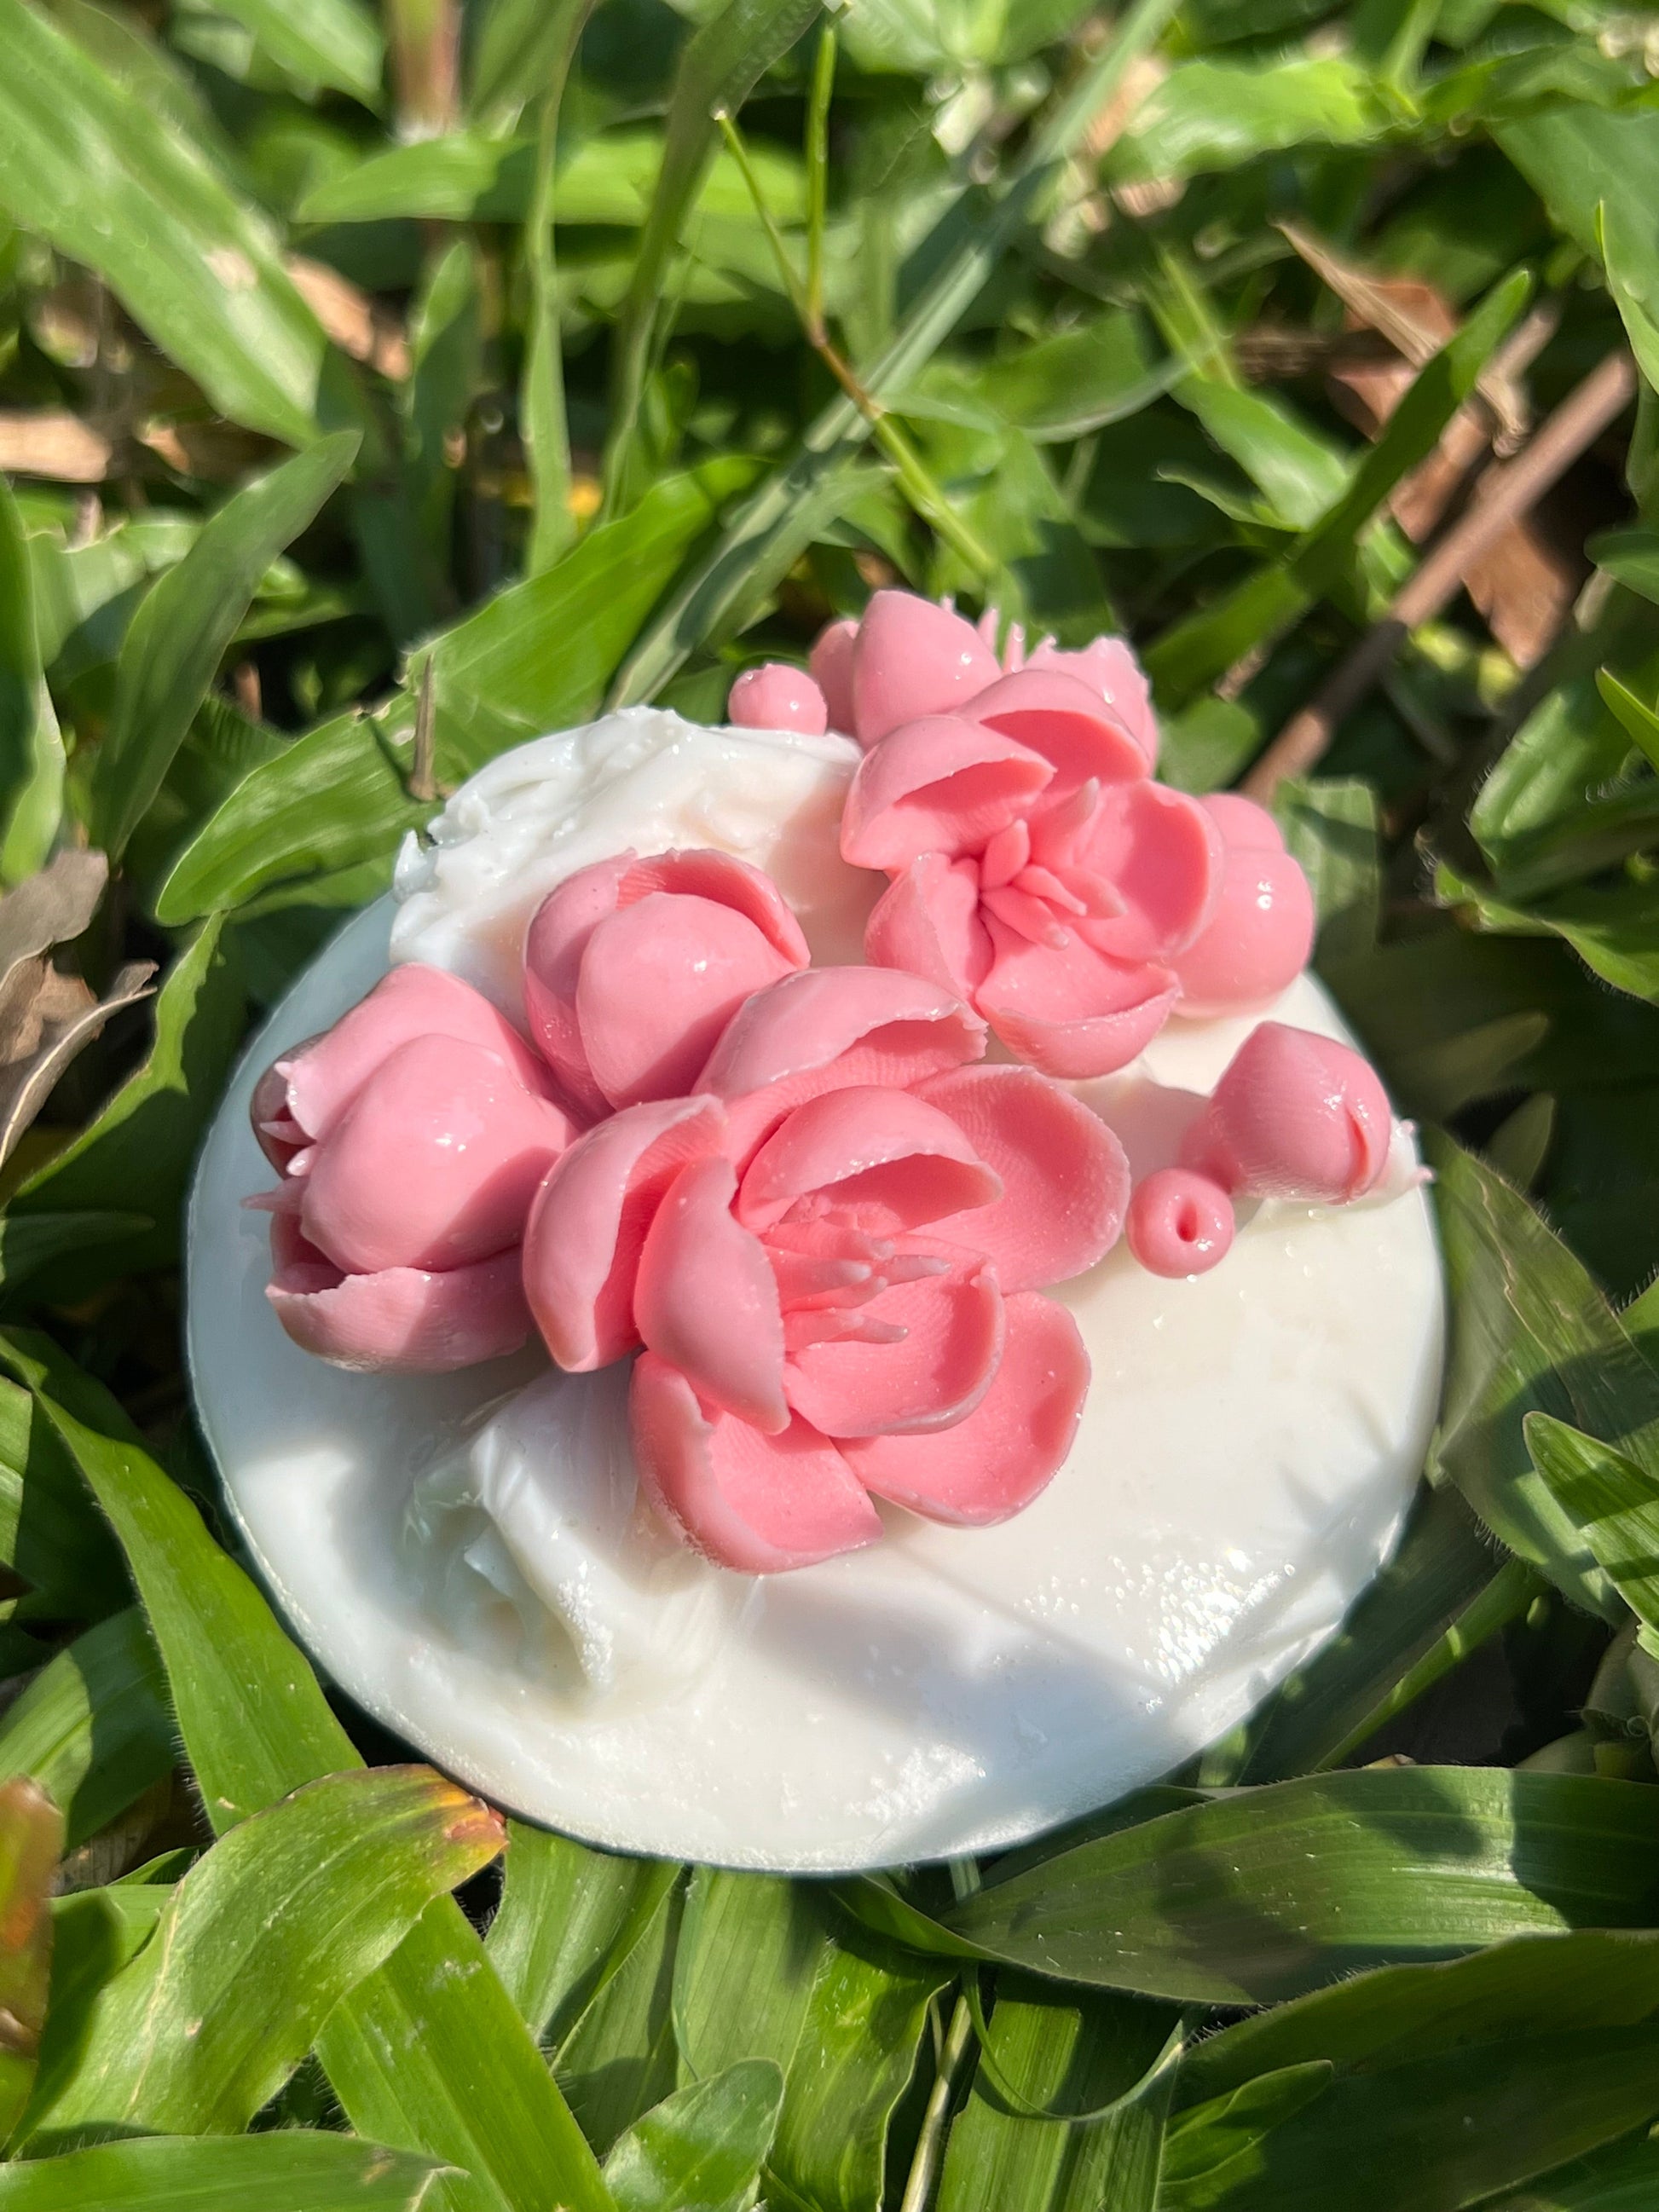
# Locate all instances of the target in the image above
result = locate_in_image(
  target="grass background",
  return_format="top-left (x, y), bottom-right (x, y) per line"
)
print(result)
top-left (0, 0), bottom-right (1656, 2206)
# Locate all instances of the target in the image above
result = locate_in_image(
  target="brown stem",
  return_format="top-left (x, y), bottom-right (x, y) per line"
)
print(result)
top-left (1241, 349), bottom-right (1637, 802)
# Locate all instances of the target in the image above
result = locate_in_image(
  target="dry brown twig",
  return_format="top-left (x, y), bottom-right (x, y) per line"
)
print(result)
top-left (0, 851), bottom-right (156, 1168)
top-left (1242, 349), bottom-right (1639, 802)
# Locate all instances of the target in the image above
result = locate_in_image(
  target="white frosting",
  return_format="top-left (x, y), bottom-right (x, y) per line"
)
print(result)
top-left (187, 714), bottom-right (1444, 1871)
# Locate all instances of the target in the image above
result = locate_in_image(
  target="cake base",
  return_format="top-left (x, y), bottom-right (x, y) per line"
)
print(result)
top-left (188, 898), bottom-right (1442, 1873)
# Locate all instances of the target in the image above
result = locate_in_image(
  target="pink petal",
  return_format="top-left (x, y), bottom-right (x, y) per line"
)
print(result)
top-left (1202, 791), bottom-right (1284, 852)
top-left (810, 617), bottom-right (859, 737)
top-left (841, 716), bottom-right (1052, 871)
top-left (266, 964), bottom-right (558, 1164)
top-left (783, 1245), bottom-right (1004, 1438)
top-left (635, 1156), bottom-right (787, 1431)
top-left (620, 850), bottom-right (811, 964)
top-left (1124, 1170), bottom-right (1235, 1278)
top-left (1181, 1023), bottom-right (1392, 1203)
top-left (697, 967), bottom-right (986, 1161)
top-left (916, 1066), bottom-right (1129, 1291)
top-left (728, 662), bottom-right (829, 735)
top-left (577, 892), bottom-right (801, 1106)
top-left (851, 591), bottom-right (1000, 747)
top-left (1076, 781), bottom-right (1223, 962)
top-left (966, 668), bottom-right (1146, 798)
top-left (523, 854), bottom-right (634, 1120)
top-left (525, 850), bottom-right (808, 1115)
top-left (631, 1354), bottom-right (882, 1572)
top-left (864, 854), bottom-right (991, 1001)
top-left (298, 1036), bottom-right (571, 1275)
top-left (1171, 842), bottom-right (1314, 1019)
top-left (841, 1291), bottom-right (1087, 1525)
top-left (975, 926), bottom-right (1177, 1079)
top-left (736, 1085), bottom-right (1000, 1237)
top-left (266, 1210), bottom-right (529, 1373)
top-left (522, 1094), bottom-right (726, 1370)
top-left (1025, 636), bottom-right (1159, 770)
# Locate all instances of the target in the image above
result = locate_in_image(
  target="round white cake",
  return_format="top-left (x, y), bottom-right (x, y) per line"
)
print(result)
top-left (187, 710), bottom-right (1443, 1871)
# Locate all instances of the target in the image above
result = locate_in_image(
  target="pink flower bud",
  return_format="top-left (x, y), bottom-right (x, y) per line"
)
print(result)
top-left (1182, 1022), bottom-right (1392, 1204)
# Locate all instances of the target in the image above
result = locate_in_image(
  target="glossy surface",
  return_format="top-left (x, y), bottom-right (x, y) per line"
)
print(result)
top-left (190, 715), bottom-right (1443, 1871)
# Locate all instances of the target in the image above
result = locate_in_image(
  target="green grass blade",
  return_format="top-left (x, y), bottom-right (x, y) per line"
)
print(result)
top-left (0, 0), bottom-right (338, 446)
top-left (522, 3), bottom-right (598, 574)
top-left (0, 477), bottom-right (64, 885)
top-left (0, 1610), bottom-right (172, 1851)
top-left (945, 1767), bottom-right (1659, 2004)
top-left (938, 1979), bottom-right (1181, 2212)
top-left (21, 1766), bottom-right (504, 2147)
top-left (603, 2061), bottom-right (783, 2212)
top-left (0, 2129), bottom-right (444, 2209)
top-left (485, 1825), bottom-right (680, 2047)
top-left (0, 1334), bottom-right (615, 2212)
top-left (207, 0), bottom-right (385, 104)
top-left (609, 0), bottom-right (1183, 703)
top-left (1427, 1134), bottom-right (1659, 1614)
top-left (89, 435), bottom-right (359, 860)
top-left (600, 0), bottom-right (824, 511)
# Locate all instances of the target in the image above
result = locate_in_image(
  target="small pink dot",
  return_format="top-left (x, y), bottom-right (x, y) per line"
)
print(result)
top-left (1126, 1170), bottom-right (1235, 1279)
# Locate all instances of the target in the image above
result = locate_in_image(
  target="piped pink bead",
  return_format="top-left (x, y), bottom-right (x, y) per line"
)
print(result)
top-left (1125, 1170), bottom-right (1234, 1278)
top-left (809, 618), bottom-right (858, 735)
top-left (728, 663), bottom-right (830, 736)
top-left (1182, 1023), bottom-right (1392, 1204)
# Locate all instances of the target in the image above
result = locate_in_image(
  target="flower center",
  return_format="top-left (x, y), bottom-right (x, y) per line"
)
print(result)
top-left (763, 1221), bottom-right (947, 1352)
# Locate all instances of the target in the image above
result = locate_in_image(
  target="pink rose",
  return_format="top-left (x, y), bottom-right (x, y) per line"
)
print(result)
top-left (522, 965), bottom-right (1128, 1571)
top-left (251, 964), bottom-right (574, 1372)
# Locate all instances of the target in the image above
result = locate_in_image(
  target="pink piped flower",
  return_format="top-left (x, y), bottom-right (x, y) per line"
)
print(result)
top-left (1182, 1022), bottom-right (1392, 1204)
top-left (842, 678), bottom-right (1223, 1080)
top-left (523, 848), bottom-right (810, 1120)
top-left (727, 592), bottom-right (1317, 1067)
top-left (522, 966), bottom-right (1129, 1572)
top-left (251, 966), bottom-right (574, 1372)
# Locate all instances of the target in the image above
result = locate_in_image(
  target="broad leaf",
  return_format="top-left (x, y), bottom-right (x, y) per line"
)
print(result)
top-left (937, 1978), bottom-right (1180, 2212)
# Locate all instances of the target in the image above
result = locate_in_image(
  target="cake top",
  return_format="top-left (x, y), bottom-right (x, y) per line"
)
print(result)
top-left (244, 590), bottom-right (1404, 1575)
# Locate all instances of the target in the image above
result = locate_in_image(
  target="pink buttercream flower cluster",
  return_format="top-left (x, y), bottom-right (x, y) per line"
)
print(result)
top-left (730, 590), bottom-right (1317, 1075)
top-left (250, 598), bottom-right (1402, 1574)
top-left (251, 851), bottom-right (1130, 1572)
